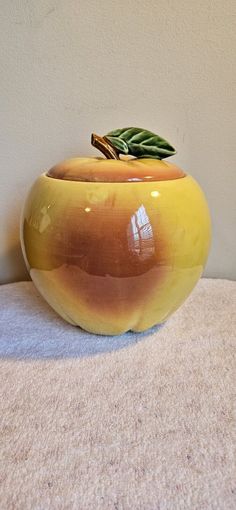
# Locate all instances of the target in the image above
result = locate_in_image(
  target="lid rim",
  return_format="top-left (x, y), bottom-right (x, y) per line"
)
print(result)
top-left (44, 172), bottom-right (187, 183)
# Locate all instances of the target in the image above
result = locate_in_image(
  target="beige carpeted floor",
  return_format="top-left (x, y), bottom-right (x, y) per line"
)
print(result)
top-left (0, 278), bottom-right (236, 510)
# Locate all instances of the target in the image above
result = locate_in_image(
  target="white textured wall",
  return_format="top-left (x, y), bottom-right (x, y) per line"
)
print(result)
top-left (1, 0), bottom-right (236, 283)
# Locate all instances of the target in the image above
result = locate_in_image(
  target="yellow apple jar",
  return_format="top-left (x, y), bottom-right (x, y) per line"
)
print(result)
top-left (21, 158), bottom-right (211, 335)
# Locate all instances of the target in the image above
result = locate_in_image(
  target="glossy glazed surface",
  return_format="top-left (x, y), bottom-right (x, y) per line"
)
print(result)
top-left (47, 157), bottom-right (185, 182)
top-left (21, 170), bottom-right (211, 335)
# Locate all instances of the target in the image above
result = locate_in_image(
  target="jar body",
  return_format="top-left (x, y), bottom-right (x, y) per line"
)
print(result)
top-left (21, 174), bottom-right (211, 335)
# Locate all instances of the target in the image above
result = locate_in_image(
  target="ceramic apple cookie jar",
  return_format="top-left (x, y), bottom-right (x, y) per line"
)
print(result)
top-left (20, 127), bottom-right (211, 335)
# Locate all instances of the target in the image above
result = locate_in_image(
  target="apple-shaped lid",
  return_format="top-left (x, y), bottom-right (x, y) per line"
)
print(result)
top-left (47, 127), bottom-right (186, 183)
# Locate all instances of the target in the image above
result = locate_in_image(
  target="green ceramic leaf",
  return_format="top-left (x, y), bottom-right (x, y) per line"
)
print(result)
top-left (106, 127), bottom-right (176, 159)
top-left (105, 136), bottom-right (129, 154)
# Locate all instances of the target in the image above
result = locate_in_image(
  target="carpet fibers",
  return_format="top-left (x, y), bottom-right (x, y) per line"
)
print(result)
top-left (0, 278), bottom-right (236, 509)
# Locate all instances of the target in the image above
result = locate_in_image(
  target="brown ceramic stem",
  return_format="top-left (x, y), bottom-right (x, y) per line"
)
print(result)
top-left (91, 133), bottom-right (120, 159)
